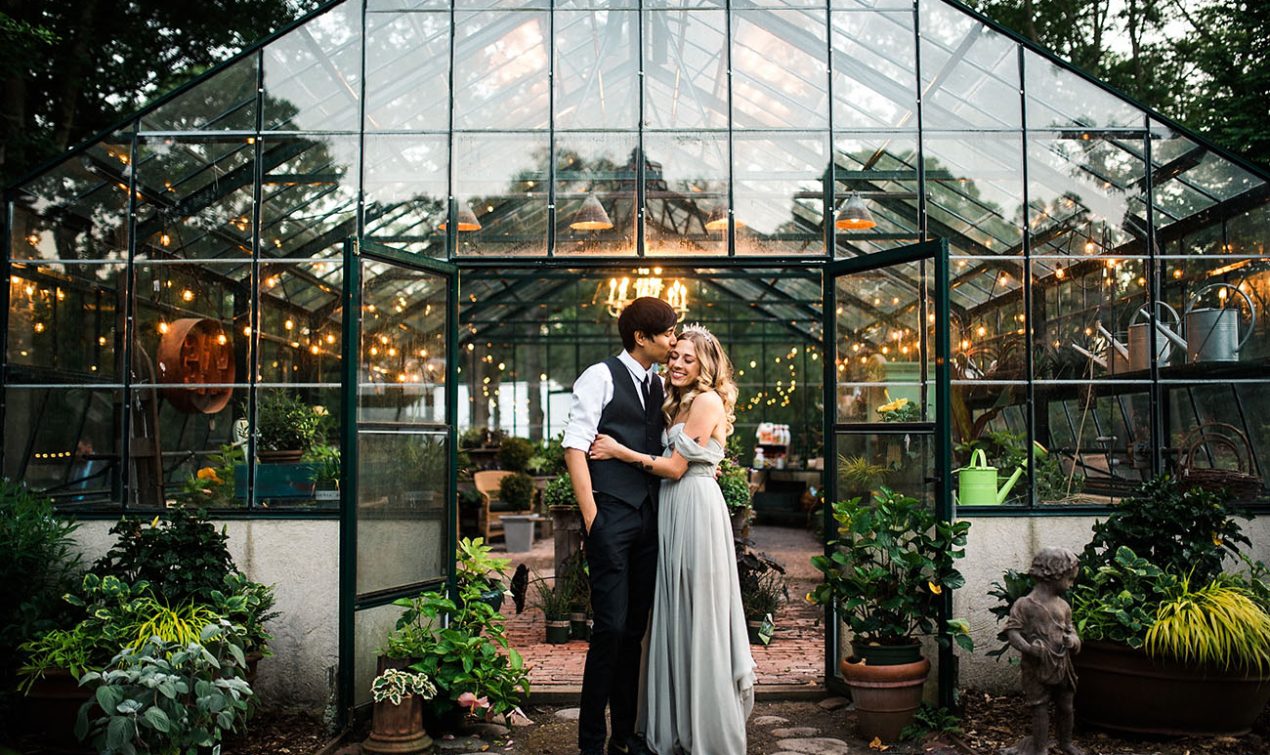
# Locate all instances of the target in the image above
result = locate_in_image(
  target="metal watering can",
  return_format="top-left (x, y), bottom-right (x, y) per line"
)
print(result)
top-left (1127, 301), bottom-right (1185, 371)
top-left (956, 449), bottom-right (1024, 506)
top-left (1185, 283), bottom-right (1257, 363)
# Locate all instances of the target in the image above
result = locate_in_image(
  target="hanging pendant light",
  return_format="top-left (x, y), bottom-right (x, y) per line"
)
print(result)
top-left (439, 204), bottom-right (481, 232)
top-left (834, 192), bottom-right (877, 231)
top-left (569, 194), bottom-right (613, 231)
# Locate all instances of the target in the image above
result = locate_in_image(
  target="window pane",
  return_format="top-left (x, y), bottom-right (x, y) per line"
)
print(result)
top-left (452, 133), bottom-right (549, 256)
top-left (556, 133), bottom-right (638, 256)
top-left (923, 132), bottom-right (1024, 255)
top-left (258, 261), bottom-right (344, 386)
top-left (8, 263), bottom-right (126, 383)
top-left (251, 386), bottom-right (341, 510)
top-left (263, 1), bottom-right (361, 131)
top-left (832, 11), bottom-right (916, 130)
top-left (734, 132), bottom-right (827, 255)
top-left (1031, 257), bottom-right (1150, 381)
top-left (833, 133), bottom-right (920, 255)
top-left (454, 11), bottom-right (550, 130)
top-left (365, 12), bottom-right (451, 131)
top-left (141, 55), bottom-right (258, 133)
top-left (732, 9), bottom-right (828, 129)
top-left (363, 134), bottom-right (448, 257)
top-left (644, 10), bottom-right (728, 129)
top-left (358, 260), bottom-right (448, 423)
top-left (4, 387), bottom-right (123, 510)
top-left (555, 10), bottom-right (639, 130)
top-left (1150, 121), bottom-right (1267, 232)
top-left (918, 0), bottom-right (1020, 130)
top-left (644, 133), bottom-right (728, 256)
top-left (1024, 49), bottom-right (1141, 130)
top-left (260, 135), bottom-right (360, 260)
top-left (134, 136), bottom-right (257, 260)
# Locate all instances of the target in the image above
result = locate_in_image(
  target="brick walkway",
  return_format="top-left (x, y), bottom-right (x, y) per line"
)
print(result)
top-left (496, 524), bottom-right (824, 694)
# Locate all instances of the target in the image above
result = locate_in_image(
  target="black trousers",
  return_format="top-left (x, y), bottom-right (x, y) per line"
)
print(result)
top-left (578, 491), bottom-right (658, 751)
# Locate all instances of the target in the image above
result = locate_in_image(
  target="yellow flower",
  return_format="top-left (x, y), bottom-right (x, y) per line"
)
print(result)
top-left (928, 580), bottom-right (943, 595)
top-left (197, 467), bottom-right (222, 484)
top-left (868, 736), bottom-right (890, 751)
top-left (878, 397), bottom-right (910, 413)
top-left (150, 516), bottom-right (161, 528)
top-left (1212, 532), bottom-right (1224, 547)
top-left (804, 592), bottom-right (816, 605)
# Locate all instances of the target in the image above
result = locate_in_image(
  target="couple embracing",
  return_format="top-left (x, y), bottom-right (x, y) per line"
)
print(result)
top-left (562, 297), bottom-right (756, 755)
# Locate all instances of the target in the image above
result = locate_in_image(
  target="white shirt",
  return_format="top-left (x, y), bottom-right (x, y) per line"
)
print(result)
top-left (562, 351), bottom-right (657, 452)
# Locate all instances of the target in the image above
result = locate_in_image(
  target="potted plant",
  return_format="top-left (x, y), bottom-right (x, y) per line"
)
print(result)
top-left (498, 437), bottom-right (535, 473)
top-left (255, 393), bottom-right (327, 463)
top-left (543, 473), bottom-right (583, 579)
top-left (306, 442), bottom-right (341, 501)
top-left (718, 458), bottom-right (753, 539)
top-left (736, 541), bottom-right (786, 645)
top-left (365, 667), bottom-right (438, 755)
top-left (557, 551), bottom-right (591, 640)
top-left (456, 537), bottom-right (511, 614)
top-left (531, 574), bottom-right (574, 644)
top-left (1060, 475), bottom-right (1270, 736)
top-left (809, 488), bottom-right (973, 741)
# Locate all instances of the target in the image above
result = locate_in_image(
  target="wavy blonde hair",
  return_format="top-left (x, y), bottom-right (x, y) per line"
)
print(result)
top-left (661, 327), bottom-right (737, 438)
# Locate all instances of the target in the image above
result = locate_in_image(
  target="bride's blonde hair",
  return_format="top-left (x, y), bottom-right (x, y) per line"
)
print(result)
top-left (662, 325), bottom-right (737, 437)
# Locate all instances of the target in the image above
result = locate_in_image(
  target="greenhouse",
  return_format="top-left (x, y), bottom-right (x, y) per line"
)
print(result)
top-left (4, 0), bottom-right (1269, 732)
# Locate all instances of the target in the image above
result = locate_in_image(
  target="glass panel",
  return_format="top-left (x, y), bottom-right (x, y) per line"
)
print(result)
top-left (832, 0), bottom-right (912, 8)
top-left (1157, 257), bottom-right (1266, 368)
top-left (9, 135), bottom-right (133, 261)
top-left (263, 1), bottom-right (361, 131)
top-left (832, 11), bottom-right (916, 130)
top-left (557, 0), bottom-right (639, 7)
top-left (554, 10), bottom-right (639, 130)
top-left (1150, 122), bottom-right (1267, 231)
top-left (453, 11), bottom-right (550, 130)
top-left (1027, 132), bottom-right (1149, 259)
top-left (951, 259), bottom-right (1026, 379)
top-left (140, 55), bottom-right (258, 133)
top-left (452, 133), bottom-right (549, 257)
top-left (458, 0), bottom-right (549, 8)
top-left (133, 263), bottom-right (252, 386)
top-left (734, 132), bottom-right (826, 255)
top-left (834, 261), bottom-right (929, 423)
top-left (356, 429), bottom-right (448, 593)
top-left (258, 261), bottom-right (344, 385)
top-left (353, 602), bottom-right (406, 710)
top-left (260, 135), bottom-right (360, 260)
top-left (363, 135), bottom-right (448, 257)
top-left (369, 0), bottom-right (447, 8)
top-left (643, 132), bottom-right (728, 256)
top-left (918, 0), bottom-right (1020, 130)
top-left (731, 9), bottom-right (828, 129)
top-left (644, 10), bottom-right (728, 130)
top-left (833, 133), bottom-right (920, 255)
top-left (555, 132), bottom-right (638, 256)
top-left (950, 382), bottom-right (1029, 505)
top-left (1024, 50), bottom-right (1142, 130)
top-left (1226, 204), bottom-right (1269, 257)
top-left (134, 136), bottom-right (257, 261)
top-left (1031, 258), bottom-right (1150, 380)
top-left (1035, 386), bottom-right (1145, 505)
top-left (365, 12), bottom-right (451, 132)
top-left (1163, 382), bottom-right (1268, 504)
top-left (834, 432), bottom-right (932, 502)
top-left (923, 132), bottom-right (1024, 255)
top-left (251, 386), bottom-right (341, 509)
top-left (359, 260), bottom-right (447, 423)
top-left (4, 387), bottom-right (123, 509)
top-left (7, 263), bottom-right (126, 383)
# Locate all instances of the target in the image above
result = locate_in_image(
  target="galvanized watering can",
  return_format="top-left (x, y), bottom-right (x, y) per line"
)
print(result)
top-left (956, 449), bottom-right (1024, 506)
top-left (1185, 283), bottom-right (1256, 363)
top-left (1127, 301), bottom-right (1185, 371)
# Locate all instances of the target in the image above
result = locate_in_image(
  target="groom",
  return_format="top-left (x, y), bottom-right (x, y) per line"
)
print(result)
top-left (562, 297), bottom-right (678, 755)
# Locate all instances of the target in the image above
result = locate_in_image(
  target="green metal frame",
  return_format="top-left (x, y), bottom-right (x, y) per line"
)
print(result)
top-left (820, 239), bottom-right (955, 708)
top-left (337, 236), bottom-right (459, 726)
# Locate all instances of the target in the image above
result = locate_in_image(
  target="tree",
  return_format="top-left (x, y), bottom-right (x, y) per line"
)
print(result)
top-left (0, 1), bottom-right (318, 186)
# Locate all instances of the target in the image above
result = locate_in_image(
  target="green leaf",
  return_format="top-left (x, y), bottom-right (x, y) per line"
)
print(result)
top-left (143, 705), bottom-right (172, 733)
top-left (96, 685), bottom-right (123, 715)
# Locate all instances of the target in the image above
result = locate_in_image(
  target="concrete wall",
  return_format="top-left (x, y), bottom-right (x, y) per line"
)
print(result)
top-left (954, 513), bottom-right (1270, 693)
top-left (71, 519), bottom-right (339, 712)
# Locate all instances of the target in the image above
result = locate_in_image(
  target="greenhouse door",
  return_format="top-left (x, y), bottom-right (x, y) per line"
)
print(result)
top-left (338, 238), bottom-right (458, 719)
top-left (821, 239), bottom-right (955, 706)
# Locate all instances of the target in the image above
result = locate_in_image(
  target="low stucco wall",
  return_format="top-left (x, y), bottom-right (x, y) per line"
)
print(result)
top-left (70, 519), bottom-right (339, 712)
top-left (954, 513), bottom-right (1270, 693)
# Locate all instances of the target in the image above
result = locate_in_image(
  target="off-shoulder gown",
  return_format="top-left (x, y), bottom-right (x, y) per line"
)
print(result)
top-left (642, 423), bottom-right (756, 755)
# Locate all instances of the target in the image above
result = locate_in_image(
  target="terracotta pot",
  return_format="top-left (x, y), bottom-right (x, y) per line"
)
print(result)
top-left (364, 694), bottom-right (432, 754)
top-left (730, 507), bottom-right (751, 540)
top-left (19, 668), bottom-right (95, 753)
top-left (1074, 639), bottom-right (1270, 736)
top-left (257, 449), bottom-right (305, 463)
top-left (244, 650), bottom-right (264, 686)
top-left (840, 655), bottom-right (931, 742)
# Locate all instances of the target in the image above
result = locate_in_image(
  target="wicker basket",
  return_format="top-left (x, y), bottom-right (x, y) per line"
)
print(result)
top-left (1177, 422), bottom-right (1265, 501)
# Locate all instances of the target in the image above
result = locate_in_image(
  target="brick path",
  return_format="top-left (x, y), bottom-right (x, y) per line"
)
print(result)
top-left (497, 524), bottom-right (824, 693)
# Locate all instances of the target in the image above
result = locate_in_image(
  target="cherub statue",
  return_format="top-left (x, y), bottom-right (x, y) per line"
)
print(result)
top-left (1002, 546), bottom-right (1085, 755)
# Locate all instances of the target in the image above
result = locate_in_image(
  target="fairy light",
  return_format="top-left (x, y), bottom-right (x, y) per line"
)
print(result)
top-left (181, 289), bottom-right (194, 302)
top-left (158, 321), bottom-right (169, 334)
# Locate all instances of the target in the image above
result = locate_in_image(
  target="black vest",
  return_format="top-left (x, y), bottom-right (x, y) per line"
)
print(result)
top-left (587, 357), bottom-right (665, 508)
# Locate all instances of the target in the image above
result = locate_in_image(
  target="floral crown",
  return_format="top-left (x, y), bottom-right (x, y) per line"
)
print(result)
top-left (678, 323), bottom-right (716, 344)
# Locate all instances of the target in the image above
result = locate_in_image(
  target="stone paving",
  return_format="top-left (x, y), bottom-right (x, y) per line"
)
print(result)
top-left (495, 524), bottom-right (824, 693)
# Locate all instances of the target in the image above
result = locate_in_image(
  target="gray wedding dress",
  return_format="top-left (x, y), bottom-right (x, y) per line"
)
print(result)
top-left (642, 423), bottom-right (756, 755)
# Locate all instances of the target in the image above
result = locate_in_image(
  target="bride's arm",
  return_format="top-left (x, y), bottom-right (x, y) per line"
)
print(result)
top-left (588, 392), bottom-right (724, 481)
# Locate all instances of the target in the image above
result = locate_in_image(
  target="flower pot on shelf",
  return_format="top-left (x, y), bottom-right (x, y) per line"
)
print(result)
top-left (840, 652), bottom-right (931, 742)
top-left (1073, 639), bottom-right (1270, 736)
top-left (545, 617), bottom-right (571, 644)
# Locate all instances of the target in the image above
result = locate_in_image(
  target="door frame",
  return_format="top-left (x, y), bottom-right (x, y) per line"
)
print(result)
top-left (820, 239), bottom-right (955, 707)
top-left (337, 237), bottom-right (460, 723)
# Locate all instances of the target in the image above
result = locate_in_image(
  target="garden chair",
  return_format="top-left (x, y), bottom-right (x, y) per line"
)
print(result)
top-left (473, 470), bottom-right (534, 542)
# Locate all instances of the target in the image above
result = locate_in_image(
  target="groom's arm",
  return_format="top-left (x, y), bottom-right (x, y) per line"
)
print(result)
top-left (564, 449), bottom-right (597, 533)
top-left (562, 364), bottom-right (609, 533)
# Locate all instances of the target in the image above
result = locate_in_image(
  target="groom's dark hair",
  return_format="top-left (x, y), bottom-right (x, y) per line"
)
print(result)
top-left (619, 297), bottom-right (678, 351)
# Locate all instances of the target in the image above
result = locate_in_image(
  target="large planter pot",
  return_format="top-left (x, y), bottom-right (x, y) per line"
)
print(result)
top-left (840, 655), bottom-right (931, 742)
top-left (1073, 639), bottom-right (1270, 736)
top-left (19, 668), bottom-right (95, 753)
top-left (550, 505), bottom-right (584, 579)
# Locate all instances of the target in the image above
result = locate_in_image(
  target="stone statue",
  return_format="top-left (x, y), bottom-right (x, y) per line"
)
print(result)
top-left (1001, 546), bottom-right (1085, 755)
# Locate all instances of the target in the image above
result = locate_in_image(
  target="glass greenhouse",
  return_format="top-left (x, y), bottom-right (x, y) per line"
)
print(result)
top-left (4, 0), bottom-right (1267, 710)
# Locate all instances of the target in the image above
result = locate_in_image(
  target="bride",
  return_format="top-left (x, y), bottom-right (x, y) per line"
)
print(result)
top-left (589, 324), bottom-right (756, 755)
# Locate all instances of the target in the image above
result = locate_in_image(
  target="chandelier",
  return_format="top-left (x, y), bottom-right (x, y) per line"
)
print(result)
top-left (603, 268), bottom-right (689, 320)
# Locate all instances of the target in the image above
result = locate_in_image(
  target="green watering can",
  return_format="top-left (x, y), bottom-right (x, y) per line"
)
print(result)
top-left (956, 449), bottom-right (1025, 506)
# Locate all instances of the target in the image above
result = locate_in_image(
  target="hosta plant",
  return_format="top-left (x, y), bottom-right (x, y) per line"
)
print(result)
top-left (371, 668), bottom-right (437, 705)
